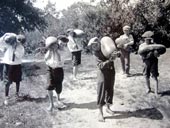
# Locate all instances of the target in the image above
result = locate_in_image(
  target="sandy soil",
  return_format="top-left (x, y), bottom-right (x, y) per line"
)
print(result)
top-left (0, 48), bottom-right (170, 128)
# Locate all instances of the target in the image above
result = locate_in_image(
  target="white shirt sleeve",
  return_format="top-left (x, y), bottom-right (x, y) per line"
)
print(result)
top-left (0, 37), bottom-right (8, 52)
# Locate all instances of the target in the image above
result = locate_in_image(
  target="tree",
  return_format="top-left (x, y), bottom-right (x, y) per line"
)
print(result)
top-left (132, 0), bottom-right (170, 47)
top-left (0, 0), bottom-right (47, 35)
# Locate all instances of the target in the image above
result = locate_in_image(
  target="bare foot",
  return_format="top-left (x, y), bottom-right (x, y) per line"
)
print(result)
top-left (126, 73), bottom-right (131, 77)
top-left (4, 97), bottom-right (9, 105)
top-left (155, 92), bottom-right (161, 97)
top-left (47, 105), bottom-right (54, 112)
top-left (146, 89), bottom-right (152, 94)
top-left (4, 99), bottom-right (9, 105)
top-left (98, 114), bottom-right (105, 122)
top-left (106, 108), bottom-right (114, 115)
top-left (56, 101), bottom-right (67, 109)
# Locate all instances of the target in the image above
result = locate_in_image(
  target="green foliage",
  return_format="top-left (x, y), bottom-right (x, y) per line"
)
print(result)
top-left (0, 0), bottom-right (47, 36)
top-left (57, 1), bottom-right (134, 47)
top-left (132, 0), bottom-right (170, 47)
top-left (26, 0), bottom-right (170, 55)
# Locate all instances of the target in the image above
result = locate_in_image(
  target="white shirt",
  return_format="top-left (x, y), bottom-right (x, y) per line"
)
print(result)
top-left (2, 43), bottom-right (25, 65)
top-left (44, 49), bottom-right (63, 69)
top-left (0, 36), bottom-right (8, 52)
top-left (67, 35), bottom-right (81, 52)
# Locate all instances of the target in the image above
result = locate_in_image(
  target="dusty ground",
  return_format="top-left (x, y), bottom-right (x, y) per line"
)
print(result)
top-left (0, 48), bottom-right (170, 128)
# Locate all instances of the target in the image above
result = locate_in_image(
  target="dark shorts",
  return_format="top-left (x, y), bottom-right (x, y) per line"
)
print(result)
top-left (3, 64), bottom-right (22, 84)
top-left (143, 58), bottom-right (159, 78)
top-left (46, 67), bottom-right (64, 94)
top-left (72, 51), bottom-right (81, 66)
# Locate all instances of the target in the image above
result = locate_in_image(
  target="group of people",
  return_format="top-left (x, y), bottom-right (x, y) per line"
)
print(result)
top-left (0, 29), bottom-right (83, 111)
top-left (0, 25), bottom-right (165, 122)
top-left (87, 26), bottom-right (165, 122)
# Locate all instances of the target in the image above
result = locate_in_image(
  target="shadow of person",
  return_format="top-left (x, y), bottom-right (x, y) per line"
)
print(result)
top-left (128, 73), bottom-right (143, 77)
top-left (0, 94), bottom-right (49, 107)
top-left (105, 107), bottom-right (163, 120)
top-left (80, 76), bottom-right (96, 80)
top-left (16, 94), bottom-right (49, 103)
top-left (160, 90), bottom-right (170, 97)
top-left (22, 62), bottom-right (48, 77)
top-left (64, 101), bottom-right (97, 110)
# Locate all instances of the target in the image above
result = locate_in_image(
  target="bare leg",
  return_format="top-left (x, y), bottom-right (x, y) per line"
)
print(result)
top-left (98, 105), bottom-right (105, 122)
top-left (5, 82), bottom-right (10, 97)
top-left (73, 66), bottom-right (78, 79)
top-left (106, 104), bottom-right (114, 115)
top-left (47, 90), bottom-right (54, 111)
top-left (120, 56), bottom-right (125, 74)
top-left (57, 93), bottom-right (60, 101)
top-left (125, 52), bottom-right (130, 75)
top-left (4, 82), bottom-right (11, 105)
top-left (56, 93), bottom-right (66, 109)
top-left (16, 82), bottom-right (20, 96)
top-left (145, 77), bottom-right (151, 93)
top-left (153, 77), bottom-right (159, 95)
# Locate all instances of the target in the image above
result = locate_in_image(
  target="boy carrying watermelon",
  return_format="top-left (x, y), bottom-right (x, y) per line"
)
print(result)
top-left (88, 37), bottom-right (121, 122)
top-left (138, 31), bottom-right (166, 96)
top-left (44, 36), bottom-right (68, 111)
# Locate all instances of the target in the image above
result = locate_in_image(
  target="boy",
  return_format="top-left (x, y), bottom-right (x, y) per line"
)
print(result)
top-left (67, 29), bottom-right (82, 80)
top-left (119, 25), bottom-right (134, 76)
top-left (138, 31), bottom-right (160, 96)
top-left (44, 36), bottom-right (65, 111)
top-left (88, 37), bottom-right (120, 122)
top-left (0, 33), bottom-right (25, 105)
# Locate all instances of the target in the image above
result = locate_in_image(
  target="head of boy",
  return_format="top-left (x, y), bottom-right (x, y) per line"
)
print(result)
top-left (4, 33), bottom-right (17, 45)
top-left (123, 25), bottom-right (131, 35)
top-left (88, 37), bottom-right (100, 51)
top-left (45, 36), bottom-right (59, 49)
top-left (67, 29), bottom-right (76, 38)
top-left (17, 34), bottom-right (26, 44)
top-left (142, 31), bottom-right (154, 44)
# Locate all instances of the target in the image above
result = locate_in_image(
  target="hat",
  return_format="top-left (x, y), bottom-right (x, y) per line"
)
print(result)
top-left (45, 36), bottom-right (58, 48)
top-left (123, 25), bottom-right (131, 31)
top-left (67, 28), bottom-right (85, 38)
top-left (142, 31), bottom-right (154, 39)
top-left (17, 34), bottom-right (26, 44)
top-left (4, 33), bottom-right (17, 45)
top-left (88, 37), bottom-right (99, 46)
top-left (66, 28), bottom-right (74, 34)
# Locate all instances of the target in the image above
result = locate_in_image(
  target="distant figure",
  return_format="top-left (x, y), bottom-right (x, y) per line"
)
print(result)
top-left (116, 25), bottom-right (134, 76)
top-left (0, 33), bottom-right (25, 105)
top-left (67, 29), bottom-right (82, 80)
top-left (138, 31), bottom-right (166, 96)
top-left (88, 37), bottom-right (120, 122)
top-left (44, 36), bottom-right (66, 111)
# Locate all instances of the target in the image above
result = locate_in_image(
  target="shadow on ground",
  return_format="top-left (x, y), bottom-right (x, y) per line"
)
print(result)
top-left (160, 89), bottom-right (170, 96)
top-left (105, 107), bottom-right (163, 120)
top-left (128, 72), bottom-right (143, 77)
top-left (17, 94), bottom-right (49, 103)
top-left (65, 101), bottom-right (97, 110)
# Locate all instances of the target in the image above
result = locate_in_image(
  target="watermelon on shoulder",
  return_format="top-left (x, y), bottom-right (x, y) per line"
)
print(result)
top-left (100, 36), bottom-right (117, 58)
top-left (138, 43), bottom-right (166, 55)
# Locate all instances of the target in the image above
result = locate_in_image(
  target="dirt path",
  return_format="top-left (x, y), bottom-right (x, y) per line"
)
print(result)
top-left (0, 49), bottom-right (170, 128)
